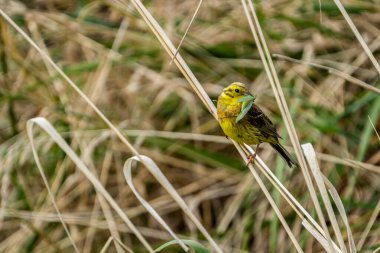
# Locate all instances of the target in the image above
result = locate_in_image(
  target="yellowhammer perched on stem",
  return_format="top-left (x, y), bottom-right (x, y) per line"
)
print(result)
top-left (217, 82), bottom-right (298, 168)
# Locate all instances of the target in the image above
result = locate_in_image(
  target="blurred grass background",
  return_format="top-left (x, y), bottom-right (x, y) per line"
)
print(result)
top-left (0, 0), bottom-right (379, 252)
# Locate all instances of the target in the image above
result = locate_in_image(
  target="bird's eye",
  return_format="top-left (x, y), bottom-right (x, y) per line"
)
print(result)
top-left (235, 89), bottom-right (240, 93)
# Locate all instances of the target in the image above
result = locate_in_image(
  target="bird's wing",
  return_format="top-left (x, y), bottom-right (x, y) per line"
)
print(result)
top-left (246, 104), bottom-right (281, 139)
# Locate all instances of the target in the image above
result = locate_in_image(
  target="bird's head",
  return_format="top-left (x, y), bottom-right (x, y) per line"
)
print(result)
top-left (221, 82), bottom-right (250, 100)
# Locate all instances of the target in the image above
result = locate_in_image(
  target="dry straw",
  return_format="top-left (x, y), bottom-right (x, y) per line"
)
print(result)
top-left (123, 156), bottom-right (189, 252)
top-left (112, 0), bottom-right (356, 252)
top-left (356, 117), bottom-right (380, 250)
top-left (0, 7), bottom-right (222, 253)
top-left (272, 54), bottom-right (380, 95)
top-left (239, 3), bottom-right (338, 252)
top-left (26, 117), bottom-right (154, 252)
top-left (0, 0), bottom-right (371, 251)
top-left (170, 0), bottom-right (204, 64)
top-left (332, 0), bottom-right (380, 75)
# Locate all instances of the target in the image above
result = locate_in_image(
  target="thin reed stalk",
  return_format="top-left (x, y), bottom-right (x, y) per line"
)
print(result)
top-left (332, 0), bottom-right (380, 75)
top-left (111, 0), bottom-right (346, 252)
top-left (0, 8), bottom-right (222, 253)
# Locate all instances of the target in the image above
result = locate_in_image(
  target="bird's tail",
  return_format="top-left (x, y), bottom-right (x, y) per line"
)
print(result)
top-left (270, 143), bottom-right (299, 168)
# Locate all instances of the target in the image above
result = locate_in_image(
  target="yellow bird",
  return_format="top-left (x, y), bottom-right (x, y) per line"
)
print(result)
top-left (217, 82), bottom-right (298, 168)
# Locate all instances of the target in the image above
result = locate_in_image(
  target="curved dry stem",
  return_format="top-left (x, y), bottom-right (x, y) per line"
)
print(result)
top-left (26, 117), bottom-right (154, 252)
top-left (110, 0), bottom-right (348, 251)
top-left (323, 177), bottom-right (357, 253)
top-left (303, 144), bottom-right (352, 253)
top-left (123, 156), bottom-right (189, 252)
top-left (26, 119), bottom-right (80, 253)
top-left (123, 155), bottom-right (222, 253)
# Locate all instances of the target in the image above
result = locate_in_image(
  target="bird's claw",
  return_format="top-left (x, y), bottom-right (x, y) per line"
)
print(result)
top-left (246, 153), bottom-right (257, 166)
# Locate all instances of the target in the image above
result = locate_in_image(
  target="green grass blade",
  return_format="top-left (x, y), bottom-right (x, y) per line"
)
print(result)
top-left (236, 100), bottom-right (254, 123)
top-left (155, 239), bottom-right (211, 253)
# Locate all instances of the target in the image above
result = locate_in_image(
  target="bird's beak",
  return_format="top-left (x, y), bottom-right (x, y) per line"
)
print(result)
top-left (223, 88), bottom-right (228, 93)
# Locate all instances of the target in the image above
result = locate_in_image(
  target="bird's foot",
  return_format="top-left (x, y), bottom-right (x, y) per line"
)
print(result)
top-left (246, 153), bottom-right (257, 166)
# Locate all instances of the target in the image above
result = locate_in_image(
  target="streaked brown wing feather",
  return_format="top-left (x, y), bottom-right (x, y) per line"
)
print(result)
top-left (246, 105), bottom-right (281, 139)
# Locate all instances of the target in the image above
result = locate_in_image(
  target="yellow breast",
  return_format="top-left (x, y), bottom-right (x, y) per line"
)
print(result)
top-left (219, 117), bottom-right (262, 145)
top-left (217, 94), bottom-right (267, 145)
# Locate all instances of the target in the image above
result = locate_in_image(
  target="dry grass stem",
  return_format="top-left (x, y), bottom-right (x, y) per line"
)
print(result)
top-left (332, 0), bottom-right (380, 74)
top-left (303, 144), bottom-right (353, 253)
top-left (170, 0), bottom-right (204, 64)
top-left (123, 156), bottom-right (189, 252)
top-left (0, 0), bottom-right (378, 252)
top-left (241, 1), bottom-right (343, 252)
top-left (99, 236), bottom-right (114, 253)
top-left (27, 117), bottom-right (154, 252)
top-left (119, 0), bottom-right (337, 250)
top-left (273, 54), bottom-right (380, 95)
